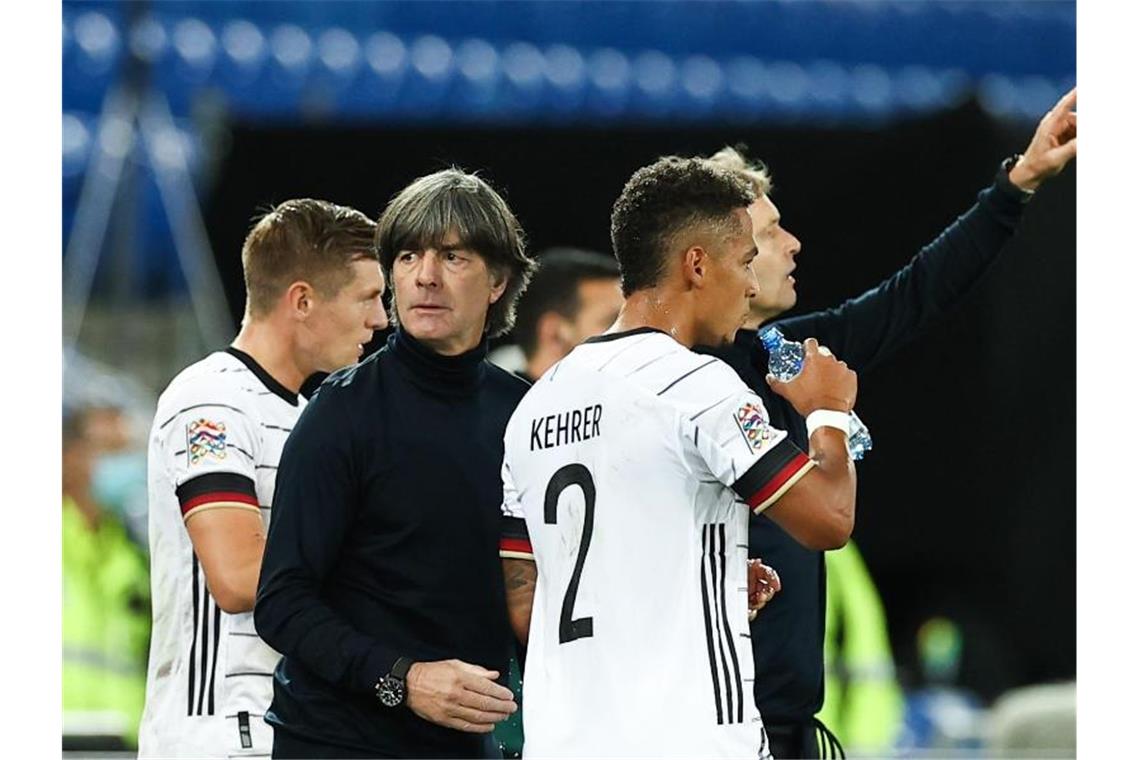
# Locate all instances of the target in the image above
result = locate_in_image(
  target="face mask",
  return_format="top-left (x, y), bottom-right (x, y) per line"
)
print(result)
top-left (91, 451), bottom-right (147, 523)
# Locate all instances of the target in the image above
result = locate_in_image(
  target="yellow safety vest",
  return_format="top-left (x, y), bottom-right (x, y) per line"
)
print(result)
top-left (819, 541), bottom-right (904, 754)
top-left (62, 496), bottom-right (150, 747)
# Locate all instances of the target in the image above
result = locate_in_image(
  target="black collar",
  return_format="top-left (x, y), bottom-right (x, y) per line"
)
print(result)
top-left (225, 347), bottom-right (299, 406)
top-left (389, 328), bottom-right (488, 397)
top-left (582, 326), bottom-right (669, 344)
top-left (734, 327), bottom-right (760, 352)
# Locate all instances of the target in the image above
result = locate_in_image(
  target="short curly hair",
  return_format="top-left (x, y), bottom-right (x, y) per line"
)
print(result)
top-left (375, 168), bottom-right (537, 337)
top-left (610, 156), bottom-right (756, 297)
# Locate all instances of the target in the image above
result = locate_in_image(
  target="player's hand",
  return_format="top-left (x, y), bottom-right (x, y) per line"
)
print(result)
top-left (747, 558), bottom-right (781, 622)
top-left (405, 659), bottom-right (517, 733)
top-left (1008, 87), bottom-right (1077, 192)
top-left (765, 338), bottom-right (857, 418)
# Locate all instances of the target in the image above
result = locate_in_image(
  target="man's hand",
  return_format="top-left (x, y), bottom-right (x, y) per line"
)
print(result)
top-left (1008, 87), bottom-right (1077, 192)
top-left (747, 558), bottom-right (782, 622)
top-left (766, 338), bottom-right (858, 419)
top-left (405, 659), bottom-right (517, 733)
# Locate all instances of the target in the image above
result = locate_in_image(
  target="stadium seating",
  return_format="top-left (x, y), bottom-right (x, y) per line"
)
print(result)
top-left (61, 0), bottom-right (1075, 296)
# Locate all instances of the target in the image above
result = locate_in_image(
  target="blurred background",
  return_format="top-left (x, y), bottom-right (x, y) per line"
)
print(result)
top-left (61, 0), bottom-right (1075, 756)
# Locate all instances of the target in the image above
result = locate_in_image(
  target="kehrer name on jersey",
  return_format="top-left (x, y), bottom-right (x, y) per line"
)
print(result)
top-left (529, 404), bottom-right (603, 451)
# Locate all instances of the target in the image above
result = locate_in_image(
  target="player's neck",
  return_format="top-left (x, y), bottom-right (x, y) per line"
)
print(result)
top-left (231, 317), bottom-right (306, 394)
top-left (612, 289), bottom-right (699, 348)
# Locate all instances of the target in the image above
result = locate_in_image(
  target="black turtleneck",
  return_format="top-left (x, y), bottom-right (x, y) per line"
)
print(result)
top-left (256, 328), bottom-right (530, 757)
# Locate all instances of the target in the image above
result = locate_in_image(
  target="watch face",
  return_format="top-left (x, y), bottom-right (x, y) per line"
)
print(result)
top-left (377, 676), bottom-right (405, 707)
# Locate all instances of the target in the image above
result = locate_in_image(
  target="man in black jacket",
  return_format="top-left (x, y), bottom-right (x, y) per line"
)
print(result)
top-left (255, 169), bottom-right (537, 758)
top-left (698, 88), bottom-right (1077, 758)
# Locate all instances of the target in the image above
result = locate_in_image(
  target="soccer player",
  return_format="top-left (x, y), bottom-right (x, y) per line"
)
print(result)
top-left (699, 87), bottom-right (1076, 758)
top-left (138, 200), bottom-right (386, 758)
top-left (499, 157), bottom-right (858, 758)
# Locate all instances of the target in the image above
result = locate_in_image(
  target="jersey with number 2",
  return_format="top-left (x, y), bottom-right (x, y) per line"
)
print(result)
top-left (499, 329), bottom-right (814, 759)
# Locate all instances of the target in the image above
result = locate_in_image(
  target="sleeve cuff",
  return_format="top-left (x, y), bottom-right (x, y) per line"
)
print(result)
top-left (992, 156), bottom-right (1035, 206)
top-left (359, 644), bottom-right (402, 695)
top-left (500, 516), bottom-right (534, 560)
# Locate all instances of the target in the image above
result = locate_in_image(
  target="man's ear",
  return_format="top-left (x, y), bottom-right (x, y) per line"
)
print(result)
top-left (285, 281), bottom-right (316, 318)
top-left (488, 267), bottom-right (509, 305)
top-left (682, 246), bottom-right (709, 288)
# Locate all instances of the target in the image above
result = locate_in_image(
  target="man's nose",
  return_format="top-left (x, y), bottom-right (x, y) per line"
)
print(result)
top-left (787, 231), bottom-right (802, 258)
top-left (368, 300), bottom-right (389, 330)
top-left (416, 251), bottom-right (442, 287)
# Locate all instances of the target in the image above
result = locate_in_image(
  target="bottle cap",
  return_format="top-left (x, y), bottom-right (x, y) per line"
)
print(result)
top-left (757, 325), bottom-right (784, 350)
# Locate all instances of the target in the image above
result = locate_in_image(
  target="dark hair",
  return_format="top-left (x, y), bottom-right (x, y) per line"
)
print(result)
top-left (375, 168), bottom-right (536, 338)
top-left (242, 199), bottom-right (377, 318)
top-left (513, 248), bottom-right (620, 357)
top-left (610, 156), bottom-right (756, 297)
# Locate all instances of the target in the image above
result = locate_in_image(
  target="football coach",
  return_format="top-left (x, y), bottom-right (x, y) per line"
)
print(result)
top-left (255, 168), bottom-right (537, 759)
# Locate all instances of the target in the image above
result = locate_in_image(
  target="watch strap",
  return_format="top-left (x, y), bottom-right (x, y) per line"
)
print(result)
top-left (390, 656), bottom-right (414, 681)
top-left (997, 154), bottom-right (1035, 202)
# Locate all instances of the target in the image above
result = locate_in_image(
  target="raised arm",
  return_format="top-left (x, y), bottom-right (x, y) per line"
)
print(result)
top-left (693, 344), bottom-right (858, 552)
top-left (1007, 87), bottom-right (1077, 192)
top-left (778, 88), bottom-right (1077, 373)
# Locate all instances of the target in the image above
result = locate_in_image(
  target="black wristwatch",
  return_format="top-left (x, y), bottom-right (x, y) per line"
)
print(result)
top-left (998, 153), bottom-right (1035, 202)
top-left (375, 657), bottom-right (414, 708)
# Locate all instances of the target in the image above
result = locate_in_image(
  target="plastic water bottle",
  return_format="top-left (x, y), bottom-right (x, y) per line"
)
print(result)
top-left (757, 326), bottom-right (872, 460)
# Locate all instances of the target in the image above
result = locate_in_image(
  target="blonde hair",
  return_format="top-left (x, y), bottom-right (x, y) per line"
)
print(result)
top-left (706, 146), bottom-right (773, 196)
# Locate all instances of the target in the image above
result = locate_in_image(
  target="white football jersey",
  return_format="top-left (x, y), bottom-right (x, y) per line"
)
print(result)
top-left (500, 329), bottom-right (814, 759)
top-left (139, 349), bottom-right (305, 758)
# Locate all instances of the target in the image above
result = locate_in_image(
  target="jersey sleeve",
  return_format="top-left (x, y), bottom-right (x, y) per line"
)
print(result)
top-left (156, 376), bottom-right (261, 522)
top-left (686, 384), bottom-right (815, 514)
top-left (499, 460), bottom-right (534, 561)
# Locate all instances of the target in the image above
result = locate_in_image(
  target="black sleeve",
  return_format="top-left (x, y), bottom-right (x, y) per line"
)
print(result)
top-left (254, 385), bottom-right (399, 695)
top-left (775, 164), bottom-right (1030, 374)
